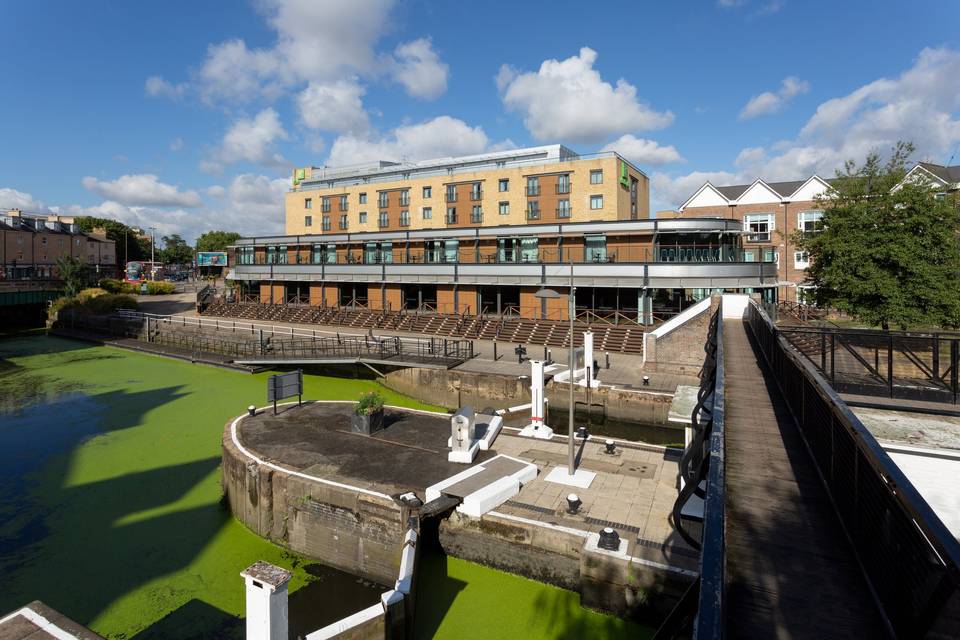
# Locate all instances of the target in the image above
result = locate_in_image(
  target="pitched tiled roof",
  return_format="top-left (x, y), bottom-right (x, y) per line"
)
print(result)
top-left (713, 178), bottom-right (833, 201)
top-left (918, 162), bottom-right (960, 184)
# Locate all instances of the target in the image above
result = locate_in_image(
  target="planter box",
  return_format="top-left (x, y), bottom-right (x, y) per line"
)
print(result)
top-left (351, 409), bottom-right (385, 435)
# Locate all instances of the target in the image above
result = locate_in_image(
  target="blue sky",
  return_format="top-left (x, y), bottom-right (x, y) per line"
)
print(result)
top-left (2, 0), bottom-right (958, 241)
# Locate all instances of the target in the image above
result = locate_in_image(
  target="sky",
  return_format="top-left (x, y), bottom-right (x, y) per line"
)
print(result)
top-left (1, 0), bottom-right (959, 243)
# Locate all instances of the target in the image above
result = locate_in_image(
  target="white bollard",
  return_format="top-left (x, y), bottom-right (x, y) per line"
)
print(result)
top-left (519, 359), bottom-right (554, 439)
top-left (241, 561), bottom-right (291, 640)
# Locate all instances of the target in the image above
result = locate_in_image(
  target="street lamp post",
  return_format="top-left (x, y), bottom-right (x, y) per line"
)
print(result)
top-left (148, 227), bottom-right (156, 280)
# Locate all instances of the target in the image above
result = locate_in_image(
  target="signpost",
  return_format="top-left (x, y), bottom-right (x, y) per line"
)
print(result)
top-left (267, 370), bottom-right (303, 414)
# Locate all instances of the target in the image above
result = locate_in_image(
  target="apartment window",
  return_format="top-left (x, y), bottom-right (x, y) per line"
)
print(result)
top-left (304, 197), bottom-right (313, 209)
top-left (359, 192), bottom-right (367, 204)
top-left (446, 207), bottom-right (457, 224)
top-left (798, 210), bottom-right (823, 234)
top-left (339, 214), bottom-right (348, 230)
top-left (378, 193), bottom-right (388, 208)
top-left (423, 186), bottom-right (432, 199)
top-left (585, 235), bottom-right (607, 262)
top-left (239, 246), bottom-right (254, 265)
top-left (590, 194), bottom-right (603, 210)
top-left (322, 216), bottom-right (331, 231)
top-left (378, 212), bottom-right (389, 228)
top-left (471, 205), bottom-right (483, 223)
top-left (359, 211), bottom-right (367, 224)
top-left (304, 215), bottom-right (313, 227)
top-left (445, 185), bottom-right (457, 202)
top-left (556, 174), bottom-right (571, 194)
top-left (744, 213), bottom-right (774, 242)
top-left (399, 190), bottom-right (410, 206)
top-left (794, 251), bottom-right (810, 269)
top-left (422, 206), bottom-right (432, 220)
top-left (557, 199), bottom-right (571, 218)
top-left (399, 210), bottom-right (410, 227)
top-left (267, 245), bottom-right (288, 265)
top-left (498, 178), bottom-right (509, 192)
top-left (526, 201), bottom-right (540, 220)
top-left (498, 201), bottom-right (509, 216)
top-left (321, 197), bottom-right (331, 213)
top-left (470, 183), bottom-right (482, 201)
top-left (590, 169), bottom-right (603, 184)
top-left (526, 176), bottom-right (540, 196)
top-left (339, 195), bottom-right (348, 211)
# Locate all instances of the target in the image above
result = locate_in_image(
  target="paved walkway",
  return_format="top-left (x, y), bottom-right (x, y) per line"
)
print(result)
top-left (723, 319), bottom-right (885, 638)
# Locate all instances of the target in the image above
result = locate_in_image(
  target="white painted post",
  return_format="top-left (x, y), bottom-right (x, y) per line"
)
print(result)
top-left (241, 561), bottom-right (291, 640)
top-left (582, 330), bottom-right (594, 386)
top-left (531, 359), bottom-right (545, 430)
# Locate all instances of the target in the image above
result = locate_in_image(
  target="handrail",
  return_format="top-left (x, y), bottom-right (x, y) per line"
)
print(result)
top-left (659, 303), bottom-right (725, 639)
top-left (746, 300), bottom-right (960, 637)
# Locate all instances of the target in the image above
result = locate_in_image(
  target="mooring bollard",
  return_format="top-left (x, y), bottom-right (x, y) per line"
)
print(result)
top-left (566, 493), bottom-right (581, 514)
top-left (605, 351), bottom-right (610, 369)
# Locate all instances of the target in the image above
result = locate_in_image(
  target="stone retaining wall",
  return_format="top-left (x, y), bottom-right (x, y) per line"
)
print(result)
top-left (221, 417), bottom-right (408, 586)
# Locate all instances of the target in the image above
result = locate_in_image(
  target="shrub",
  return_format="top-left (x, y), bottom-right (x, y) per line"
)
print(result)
top-left (48, 292), bottom-right (138, 325)
top-left (77, 287), bottom-right (108, 302)
top-left (145, 281), bottom-right (176, 295)
top-left (355, 391), bottom-right (385, 416)
top-left (98, 278), bottom-right (135, 294)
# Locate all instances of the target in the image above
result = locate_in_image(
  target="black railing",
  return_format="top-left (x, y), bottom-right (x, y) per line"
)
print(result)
top-left (658, 306), bottom-right (725, 639)
top-left (776, 325), bottom-right (960, 404)
top-left (746, 301), bottom-right (960, 638)
top-left (267, 334), bottom-right (474, 365)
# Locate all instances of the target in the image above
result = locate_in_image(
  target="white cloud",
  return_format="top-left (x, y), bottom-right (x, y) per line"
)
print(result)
top-left (717, 0), bottom-right (746, 6)
top-left (601, 135), bottom-right (683, 165)
top-left (499, 47), bottom-right (673, 144)
top-left (0, 187), bottom-right (51, 212)
top-left (169, 137), bottom-right (184, 152)
top-left (217, 108), bottom-right (289, 167)
top-left (327, 116), bottom-right (490, 166)
top-left (389, 38), bottom-right (448, 99)
top-left (81, 174), bottom-right (203, 208)
top-left (195, 0), bottom-right (395, 104)
top-left (739, 75), bottom-right (809, 120)
top-left (296, 78), bottom-right (369, 133)
top-left (145, 75), bottom-right (187, 99)
top-left (204, 173), bottom-right (288, 236)
top-left (653, 48), bottom-right (960, 210)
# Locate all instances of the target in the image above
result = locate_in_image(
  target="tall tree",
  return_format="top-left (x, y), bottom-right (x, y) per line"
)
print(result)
top-left (195, 230), bottom-right (241, 253)
top-left (798, 141), bottom-right (960, 329)
top-left (160, 234), bottom-right (194, 265)
top-left (55, 255), bottom-right (90, 297)
top-left (74, 216), bottom-right (151, 264)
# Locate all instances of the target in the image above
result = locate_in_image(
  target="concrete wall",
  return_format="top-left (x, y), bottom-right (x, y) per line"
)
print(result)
top-left (221, 419), bottom-right (408, 585)
top-left (439, 511), bottom-right (694, 621)
top-left (643, 296), bottom-right (717, 374)
top-left (381, 367), bottom-right (673, 424)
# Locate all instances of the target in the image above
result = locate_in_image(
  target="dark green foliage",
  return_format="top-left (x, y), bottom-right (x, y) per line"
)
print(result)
top-left (354, 391), bottom-right (384, 415)
top-left (160, 234), bottom-right (194, 265)
top-left (196, 230), bottom-right (241, 253)
top-left (54, 255), bottom-right (91, 297)
top-left (798, 142), bottom-right (960, 330)
top-left (74, 217), bottom-right (152, 263)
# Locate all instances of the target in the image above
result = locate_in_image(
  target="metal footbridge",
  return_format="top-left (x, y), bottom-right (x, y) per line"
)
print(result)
top-left (658, 296), bottom-right (960, 639)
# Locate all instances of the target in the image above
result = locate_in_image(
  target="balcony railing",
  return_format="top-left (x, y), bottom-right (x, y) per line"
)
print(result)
top-left (445, 191), bottom-right (458, 203)
top-left (470, 211), bottom-right (483, 223)
top-left (526, 186), bottom-right (540, 196)
top-left (378, 218), bottom-right (389, 228)
top-left (445, 212), bottom-right (458, 224)
top-left (399, 216), bottom-right (410, 227)
top-left (378, 198), bottom-right (388, 208)
top-left (556, 207), bottom-right (572, 219)
top-left (526, 209), bottom-right (540, 220)
top-left (470, 189), bottom-right (483, 201)
top-left (242, 244), bottom-right (778, 266)
top-left (321, 220), bottom-right (331, 231)
top-left (339, 202), bottom-right (348, 211)
top-left (556, 182), bottom-right (571, 194)
top-left (320, 204), bottom-right (331, 213)
top-left (746, 231), bottom-right (770, 242)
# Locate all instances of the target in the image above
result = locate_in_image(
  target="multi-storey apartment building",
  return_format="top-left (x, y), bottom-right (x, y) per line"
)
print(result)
top-left (225, 146), bottom-right (778, 328)
top-left (671, 175), bottom-right (833, 302)
top-left (285, 145), bottom-right (648, 235)
top-left (1, 209), bottom-right (117, 281)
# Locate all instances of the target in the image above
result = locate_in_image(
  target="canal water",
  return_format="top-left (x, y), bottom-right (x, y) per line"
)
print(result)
top-left (0, 334), bottom-right (650, 639)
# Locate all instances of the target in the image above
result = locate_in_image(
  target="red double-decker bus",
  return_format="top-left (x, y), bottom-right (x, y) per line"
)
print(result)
top-left (124, 261), bottom-right (164, 283)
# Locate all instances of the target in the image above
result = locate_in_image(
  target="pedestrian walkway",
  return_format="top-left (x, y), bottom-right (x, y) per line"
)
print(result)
top-left (722, 319), bottom-right (885, 639)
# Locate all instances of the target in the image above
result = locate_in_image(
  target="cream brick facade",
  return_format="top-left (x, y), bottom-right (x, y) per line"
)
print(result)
top-left (284, 148), bottom-right (647, 235)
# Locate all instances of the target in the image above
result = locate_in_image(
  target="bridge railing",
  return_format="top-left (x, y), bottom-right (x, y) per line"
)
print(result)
top-left (659, 301), bottom-right (725, 639)
top-left (776, 324), bottom-right (960, 404)
top-left (746, 300), bottom-right (960, 638)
